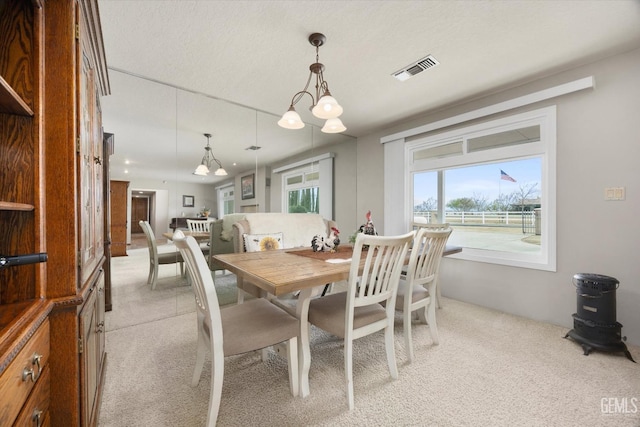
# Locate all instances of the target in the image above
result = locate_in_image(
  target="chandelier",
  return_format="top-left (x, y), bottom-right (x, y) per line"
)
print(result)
top-left (194, 133), bottom-right (227, 176)
top-left (277, 33), bottom-right (346, 134)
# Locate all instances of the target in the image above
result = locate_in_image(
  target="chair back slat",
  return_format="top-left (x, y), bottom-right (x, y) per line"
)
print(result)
top-left (350, 232), bottom-right (414, 307)
top-left (408, 227), bottom-right (453, 288)
top-left (187, 219), bottom-right (213, 233)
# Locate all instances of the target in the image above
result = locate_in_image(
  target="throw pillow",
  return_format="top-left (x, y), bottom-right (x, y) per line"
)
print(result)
top-left (243, 232), bottom-right (284, 252)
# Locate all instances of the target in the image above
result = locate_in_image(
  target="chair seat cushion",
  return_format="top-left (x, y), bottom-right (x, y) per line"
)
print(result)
top-left (157, 251), bottom-right (183, 264)
top-left (308, 292), bottom-right (386, 338)
top-left (221, 299), bottom-right (299, 356)
top-left (394, 281), bottom-right (430, 310)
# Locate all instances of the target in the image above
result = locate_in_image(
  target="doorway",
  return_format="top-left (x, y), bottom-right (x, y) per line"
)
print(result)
top-left (131, 195), bottom-right (150, 234)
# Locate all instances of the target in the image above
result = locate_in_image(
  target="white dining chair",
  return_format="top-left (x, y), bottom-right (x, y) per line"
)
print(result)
top-left (139, 220), bottom-right (184, 290)
top-left (173, 231), bottom-right (299, 426)
top-left (187, 219), bottom-right (214, 233)
top-left (394, 226), bottom-right (452, 362)
top-left (306, 231), bottom-right (414, 410)
top-left (410, 222), bottom-right (450, 308)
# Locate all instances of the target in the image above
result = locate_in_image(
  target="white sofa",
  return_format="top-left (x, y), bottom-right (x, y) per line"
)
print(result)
top-left (232, 213), bottom-right (338, 253)
top-left (231, 213), bottom-right (338, 299)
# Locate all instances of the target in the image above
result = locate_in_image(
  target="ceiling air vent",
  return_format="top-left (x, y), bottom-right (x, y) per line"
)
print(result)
top-left (392, 54), bottom-right (439, 82)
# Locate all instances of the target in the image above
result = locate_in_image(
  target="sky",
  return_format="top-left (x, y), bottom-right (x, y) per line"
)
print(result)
top-left (413, 157), bottom-right (541, 206)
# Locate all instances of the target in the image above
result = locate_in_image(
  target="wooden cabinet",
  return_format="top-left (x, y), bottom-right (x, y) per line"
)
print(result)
top-left (110, 181), bottom-right (130, 257)
top-left (0, 1), bottom-right (51, 425)
top-left (1, 0), bottom-right (110, 426)
top-left (43, 0), bottom-right (110, 425)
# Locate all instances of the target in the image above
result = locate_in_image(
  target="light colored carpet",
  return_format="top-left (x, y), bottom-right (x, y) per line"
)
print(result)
top-left (100, 247), bottom-right (640, 426)
top-left (106, 246), bottom-right (237, 332)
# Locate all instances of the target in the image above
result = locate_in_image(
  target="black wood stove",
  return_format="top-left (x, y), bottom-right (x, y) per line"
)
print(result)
top-left (565, 273), bottom-right (635, 362)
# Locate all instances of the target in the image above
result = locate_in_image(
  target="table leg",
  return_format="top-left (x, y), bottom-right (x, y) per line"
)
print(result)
top-left (296, 286), bottom-right (318, 398)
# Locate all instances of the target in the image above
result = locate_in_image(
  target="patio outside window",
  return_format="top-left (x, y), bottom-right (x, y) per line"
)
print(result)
top-left (407, 107), bottom-right (556, 271)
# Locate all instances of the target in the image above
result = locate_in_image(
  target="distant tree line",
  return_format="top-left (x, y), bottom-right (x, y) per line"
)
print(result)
top-left (415, 183), bottom-right (539, 213)
top-left (288, 187), bottom-right (319, 213)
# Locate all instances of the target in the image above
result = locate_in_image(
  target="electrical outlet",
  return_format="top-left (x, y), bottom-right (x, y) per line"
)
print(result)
top-left (604, 187), bottom-right (625, 201)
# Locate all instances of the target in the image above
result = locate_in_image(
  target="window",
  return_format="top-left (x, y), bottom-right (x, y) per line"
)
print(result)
top-left (274, 153), bottom-right (334, 219)
top-left (217, 185), bottom-right (234, 218)
top-left (283, 168), bottom-right (320, 213)
top-left (408, 107), bottom-right (556, 271)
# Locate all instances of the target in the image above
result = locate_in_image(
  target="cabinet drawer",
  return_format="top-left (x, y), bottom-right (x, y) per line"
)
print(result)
top-left (0, 319), bottom-right (50, 426)
top-left (13, 365), bottom-right (49, 427)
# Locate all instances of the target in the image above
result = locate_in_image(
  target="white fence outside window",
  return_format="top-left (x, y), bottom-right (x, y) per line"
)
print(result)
top-left (414, 210), bottom-right (540, 234)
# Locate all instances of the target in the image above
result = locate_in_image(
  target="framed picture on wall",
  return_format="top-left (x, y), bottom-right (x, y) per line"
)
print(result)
top-left (182, 195), bottom-right (195, 207)
top-left (241, 174), bottom-right (255, 200)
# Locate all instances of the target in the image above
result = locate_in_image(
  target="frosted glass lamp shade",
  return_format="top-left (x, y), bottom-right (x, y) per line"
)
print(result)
top-left (312, 94), bottom-right (343, 119)
top-left (278, 107), bottom-right (305, 129)
top-left (321, 117), bottom-right (346, 133)
top-left (194, 164), bottom-right (209, 176)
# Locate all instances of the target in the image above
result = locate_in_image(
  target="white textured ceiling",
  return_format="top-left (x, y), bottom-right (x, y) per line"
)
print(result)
top-left (98, 0), bottom-right (640, 185)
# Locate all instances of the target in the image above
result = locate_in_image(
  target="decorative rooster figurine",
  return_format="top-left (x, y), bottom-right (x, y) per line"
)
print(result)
top-left (311, 227), bottom-right (341, 252)
top-left (325, 227), bottom-right (340, 252)
top-left (359, 210), bottom-right (378, 236)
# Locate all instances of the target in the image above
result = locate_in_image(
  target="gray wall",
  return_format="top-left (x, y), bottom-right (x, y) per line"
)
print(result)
top-left (355, 47), bottom-right (640, 345)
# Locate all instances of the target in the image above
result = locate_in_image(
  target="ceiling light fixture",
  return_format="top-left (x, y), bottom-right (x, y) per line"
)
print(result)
top-left (278, 32), bottom-right (346, 134)
top-left (194, 133), bottom-right (227, 176)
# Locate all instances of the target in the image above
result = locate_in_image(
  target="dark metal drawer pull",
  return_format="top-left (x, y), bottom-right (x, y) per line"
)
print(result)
top-left (32, 409), bottom-right (43, 427)
top-left (22, 353), bottom-right (43, 382)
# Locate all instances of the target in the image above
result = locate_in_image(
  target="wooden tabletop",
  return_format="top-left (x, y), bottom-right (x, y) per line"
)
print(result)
top-left (162, 231), bottom-right (210, 243)
top-left (214, 248), bottom-right (354, 296)
top-left (213, 245), bottom-right (461, 297)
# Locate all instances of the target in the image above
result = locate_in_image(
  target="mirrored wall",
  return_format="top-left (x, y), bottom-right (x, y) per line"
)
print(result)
top-left (103, 70), bottom-right (356, 235)
top-left (101, 70), bottom-right (357, 323)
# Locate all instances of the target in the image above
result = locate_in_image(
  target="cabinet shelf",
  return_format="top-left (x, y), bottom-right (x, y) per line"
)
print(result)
top-left (0, 76), bottom-right (34, 117)
top-left (0, 201), bottom-right (35, 211)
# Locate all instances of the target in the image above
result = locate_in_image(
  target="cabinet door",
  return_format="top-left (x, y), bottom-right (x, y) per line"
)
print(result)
top-left (93, 86), bottom-right (104, 263)
top-left (78, 48), bottom-right (98, 285)
top-left (79, 278), bottom-right (100, 426)
top-left (77, 29), bottom-right (105, 286)
top-left (96, 272), bottom-right (105, 374)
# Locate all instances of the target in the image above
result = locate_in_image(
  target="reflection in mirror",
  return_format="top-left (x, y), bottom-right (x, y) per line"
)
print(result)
top-left (101, 69), bottom-right (356, 327)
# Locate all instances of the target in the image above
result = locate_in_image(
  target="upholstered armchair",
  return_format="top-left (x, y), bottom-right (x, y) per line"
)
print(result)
top-left (208, 215), bottom-right (246, 274)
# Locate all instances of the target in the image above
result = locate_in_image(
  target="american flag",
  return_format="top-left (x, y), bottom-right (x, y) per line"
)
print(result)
top-left (500, 170), bottom-right (516, 182)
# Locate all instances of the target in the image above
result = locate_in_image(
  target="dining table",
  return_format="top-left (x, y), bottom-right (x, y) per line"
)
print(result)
top-left (213, 244), bottom-right (462, 398)
top-left (162, 230), bottom-right (210, 243)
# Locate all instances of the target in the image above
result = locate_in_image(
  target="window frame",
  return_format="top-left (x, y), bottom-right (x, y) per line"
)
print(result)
top-left (282, 167), bottom-right (320, 213)
top-left (406, 106), bottom-right (556, 271)
top-left (216, 184), bottom-right (234, 218)
top-left (274, 152), bottom-right (334, 219)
